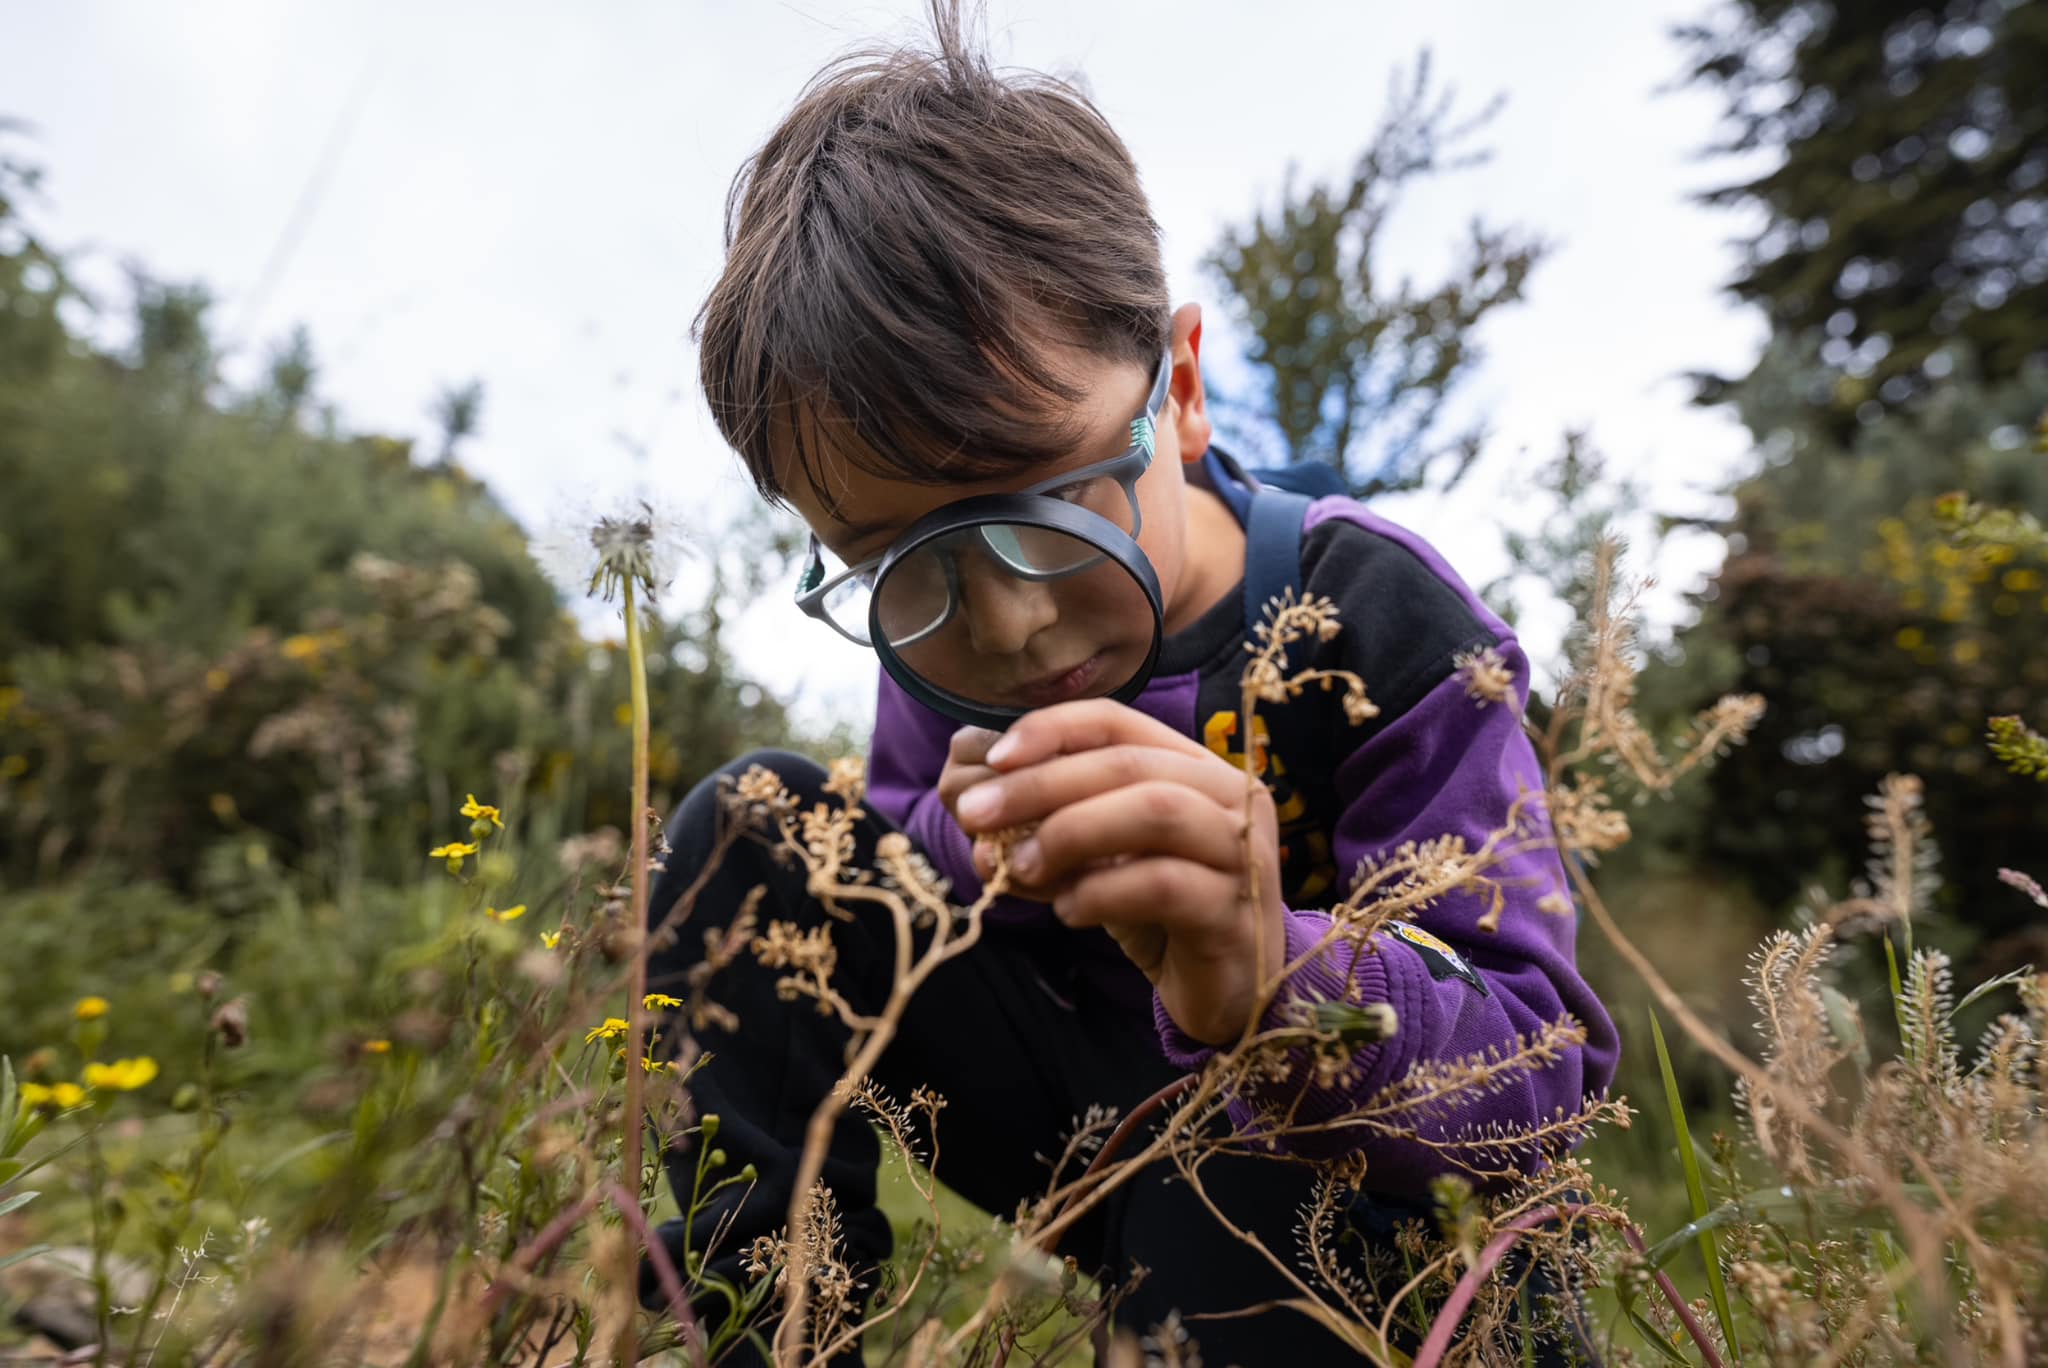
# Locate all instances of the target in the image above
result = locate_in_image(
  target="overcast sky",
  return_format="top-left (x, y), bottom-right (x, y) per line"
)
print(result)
top-left (5, 0), bottom-right (1771, 731)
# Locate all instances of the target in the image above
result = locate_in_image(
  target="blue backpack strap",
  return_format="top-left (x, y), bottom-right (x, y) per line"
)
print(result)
top-left (1244, 484), bottom-right (1313, 641)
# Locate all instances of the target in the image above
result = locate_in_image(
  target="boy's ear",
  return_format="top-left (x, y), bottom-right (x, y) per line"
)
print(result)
top-left (1168, 301), bottom-right (1212, 464)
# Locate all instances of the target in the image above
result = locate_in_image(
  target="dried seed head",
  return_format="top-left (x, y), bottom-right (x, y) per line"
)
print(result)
top-left (211, 998), bottom-right (250, 1049)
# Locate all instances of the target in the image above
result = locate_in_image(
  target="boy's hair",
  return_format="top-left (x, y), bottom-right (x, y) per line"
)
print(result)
top-left (696, 0), bottom-right (1170, 510)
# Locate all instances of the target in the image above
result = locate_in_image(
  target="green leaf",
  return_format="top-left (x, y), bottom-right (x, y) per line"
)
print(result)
top-left (0, 1189), bottom-right (35, 1217)
top-left (1650, 1008), bottom-right (1739, 1360)
top-left (0, 1243), bottom-right (50, 1274)
top-left (1619, 1298), bottom-right (1694, 1366)
top-left (1953, 966), bottom-right (2036, 1018)
top-left (0, 1058), bottom-right (15, 1141)
top-left (1819, 982), bottom-right (1870, 1073)
top-left (1885, 934), bottom-right (1909, 1062)
top-left (1643, 1182), bottom-right (1928, 1268)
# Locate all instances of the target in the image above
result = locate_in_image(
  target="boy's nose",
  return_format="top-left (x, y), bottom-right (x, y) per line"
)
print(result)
top-left (957, 549), bottom-right (1057, 656)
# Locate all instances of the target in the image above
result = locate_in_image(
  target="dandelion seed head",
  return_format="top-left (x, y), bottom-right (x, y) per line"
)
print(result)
top-left (534, 493), bottom-right (695, 606)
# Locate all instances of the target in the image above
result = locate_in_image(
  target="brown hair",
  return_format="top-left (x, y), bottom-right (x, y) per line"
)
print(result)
top-left (695, 0), bottom-right (1169, 509)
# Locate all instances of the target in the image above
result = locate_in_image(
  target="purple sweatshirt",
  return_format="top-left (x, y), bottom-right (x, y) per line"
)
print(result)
top-left (865, 472), bottom-right (1619, 1191)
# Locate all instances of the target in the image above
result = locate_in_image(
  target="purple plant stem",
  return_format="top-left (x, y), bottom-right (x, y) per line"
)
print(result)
top-left (478, 1189), bottom-right (602, 1320)
top-left (607, 1180), bottom-right (703, 1358)
top-left (1412, 1203), bottom-right (1723, 1368)
top-left (1033, 1073), bottom-right (1197, 1252)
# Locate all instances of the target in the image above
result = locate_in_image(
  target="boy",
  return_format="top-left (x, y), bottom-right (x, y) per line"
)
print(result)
top-left (648, 4), bottom-right (1618, 1359)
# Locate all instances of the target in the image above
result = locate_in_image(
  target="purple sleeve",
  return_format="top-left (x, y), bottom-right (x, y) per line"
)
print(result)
top-left (865, 670), bottom-right (975, 889)
top-left (1156, 630), bottom-right (1620, 1188)
top-left (865, 670), bottom-right (1041, 923)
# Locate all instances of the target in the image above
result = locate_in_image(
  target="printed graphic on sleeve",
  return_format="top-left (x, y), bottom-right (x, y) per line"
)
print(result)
top-left (1386, 921), bottom-right (1489, 996)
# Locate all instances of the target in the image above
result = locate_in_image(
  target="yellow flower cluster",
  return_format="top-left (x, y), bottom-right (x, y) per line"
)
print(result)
top-left (429, 791), bottom-right (510, 874)
top-left (19, 1081), bottom-right (87, 1111)
top-left (1871, 505), bottom-right (2048, 667)
top-left (279, 628), bottom-right (349, 664)
top-left (428, 839), bottom-right (480, 874)
top-left (83, 1057), bottom-right (159, 1092)
top-left (584, 1017), bottom-right (629, 1044)
top-left (461, 793), bottom-right (504, 834)
top-left (73, 996), bottom-right (109, 1021)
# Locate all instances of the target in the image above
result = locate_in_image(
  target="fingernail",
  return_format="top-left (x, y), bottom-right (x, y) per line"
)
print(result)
top-left (1011, 838), bottom-right (1041, 879)
top-left (957, 784), bottom-right (999, 825)
top-left (986, 732), bottom-right (1018, 766)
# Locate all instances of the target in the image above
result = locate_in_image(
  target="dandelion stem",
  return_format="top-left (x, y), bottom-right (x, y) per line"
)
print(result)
top-left (619, 575), bottom-right (654, 1360)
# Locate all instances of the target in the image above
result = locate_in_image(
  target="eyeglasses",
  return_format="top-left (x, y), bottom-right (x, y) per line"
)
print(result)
top-left (795, 349), bottom-right (1171, 648)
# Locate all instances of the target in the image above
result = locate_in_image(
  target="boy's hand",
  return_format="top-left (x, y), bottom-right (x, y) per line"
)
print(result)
top-left (950, 699), bottom-right (1287, 1046)
top-left (939, 726), bottom-right (1063, 903)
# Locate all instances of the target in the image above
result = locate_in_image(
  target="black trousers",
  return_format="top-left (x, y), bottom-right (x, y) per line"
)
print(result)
top-left (642, 752), bottom-right (1584, 1366)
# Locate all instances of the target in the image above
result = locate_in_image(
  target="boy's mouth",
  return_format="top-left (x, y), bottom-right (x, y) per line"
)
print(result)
top-left (1011, 652), bottom-right (1108, 708)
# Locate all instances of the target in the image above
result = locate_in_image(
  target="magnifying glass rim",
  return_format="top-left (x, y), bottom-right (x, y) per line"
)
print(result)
top-left (870, 493), bottom-right (1164, 731)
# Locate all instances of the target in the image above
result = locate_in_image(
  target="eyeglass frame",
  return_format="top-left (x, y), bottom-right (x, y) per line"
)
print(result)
top-left (793, 347), bottom-right (1172, 648)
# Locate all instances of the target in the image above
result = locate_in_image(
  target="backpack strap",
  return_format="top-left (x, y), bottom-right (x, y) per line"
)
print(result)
top-left (1244, 484), bottom-right (1313, 641)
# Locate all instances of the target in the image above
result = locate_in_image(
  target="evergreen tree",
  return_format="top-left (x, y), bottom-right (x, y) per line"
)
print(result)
top-left (1203, 56), bottom-right (1546, 495)
top-left (1680, 0), bottom-right (2048, 418)
top-left (1651, 338), bottom-right (2048, 938)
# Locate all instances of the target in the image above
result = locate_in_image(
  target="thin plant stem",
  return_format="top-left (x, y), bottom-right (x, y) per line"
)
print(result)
top-left (618, 578), bottom-right (654, 1362)
top-left (606, 1181), bottom-right (701, 1361)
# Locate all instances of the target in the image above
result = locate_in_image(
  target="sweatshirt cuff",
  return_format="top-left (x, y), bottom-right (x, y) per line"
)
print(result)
top-left (1153, 910), bottom-right (1411, 1117)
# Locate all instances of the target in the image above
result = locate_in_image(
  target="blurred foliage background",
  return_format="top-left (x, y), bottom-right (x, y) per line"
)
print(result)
top-left (0, 0), bottom-right (2044, 1338)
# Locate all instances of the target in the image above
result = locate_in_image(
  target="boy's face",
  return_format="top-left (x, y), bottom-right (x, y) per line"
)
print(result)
top-left (782, 305), bottom-right (1215, 712)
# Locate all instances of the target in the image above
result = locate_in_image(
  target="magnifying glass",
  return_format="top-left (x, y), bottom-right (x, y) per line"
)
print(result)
top-left (867, 494), bottom-right (1162, 731)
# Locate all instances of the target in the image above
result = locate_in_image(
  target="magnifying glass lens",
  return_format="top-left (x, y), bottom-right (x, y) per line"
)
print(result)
top-left (875, 522), bottom-right (1154, 714)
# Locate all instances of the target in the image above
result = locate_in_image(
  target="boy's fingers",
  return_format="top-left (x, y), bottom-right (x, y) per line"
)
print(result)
top-left (1052, 856), bottom-right (1239, 935)
top-left (988, 699), bottom-right (1213, 771)
top-left (939, 761), bottom-right (1000, 812)
top-left (955, 745), bottom-right (1243, 832)
top-left (949, 726), bottom-right (1004, 767)
top-left (1024, 783), bottom-right (1247, 885)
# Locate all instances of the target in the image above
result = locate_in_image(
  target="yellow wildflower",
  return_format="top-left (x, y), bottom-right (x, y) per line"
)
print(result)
top-left (20, 1081), bottom-right (88, 1112)
top-left (540, 930), bottom-right (562, 949)
top-left (361, 1039), bottom-right (392, 1055)
top-left (643, 993), bottom-right (682, 1011)
top-left (73, 996), bottom-right (110, 1021)
top-left (83, 1057), bottom-right (159, 1092)
top-left (460, 794), bottom-right (504, 828)
top-left (429, 840), bottom-right (480, 874)
top-left (641, 1056), bottom-right (676, 1075)
top-left (584, 1017), bottom-right (629, 1045)
top-left (204, 667), bottom-right (231, 693)
top-left (280, 633), bottom-right (324, 662)
top-left (484, 904), bottom-right (527, 922)
top-left (0, 756), bottom-right (26, 779)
